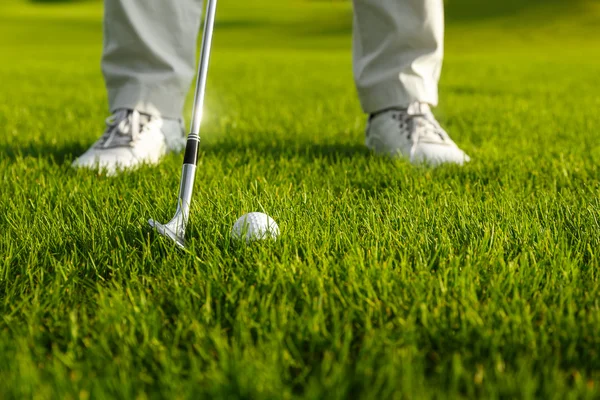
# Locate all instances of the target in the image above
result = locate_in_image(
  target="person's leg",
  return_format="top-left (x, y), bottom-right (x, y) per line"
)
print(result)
top-left (73, 0), bottom-right (203, 174)
top-left (352, 0), bottom-right (443, 113)
top-left (352, 0), bottom-right (469, 166)
top-left (102, 0), bottom-right (203, 119)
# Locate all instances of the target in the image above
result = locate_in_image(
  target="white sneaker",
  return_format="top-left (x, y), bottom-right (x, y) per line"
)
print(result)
top-left (72, 109), bottom-right (186, 174)
top-left (365, 102), bottom-right (470, 166)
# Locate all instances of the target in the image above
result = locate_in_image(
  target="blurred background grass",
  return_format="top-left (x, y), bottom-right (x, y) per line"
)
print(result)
top-left (0, 0), bottom-right (598, 160)
top-left (1, 0), bottom-right (598, 120)
top-left (1, 0), bottom-right (598, 56)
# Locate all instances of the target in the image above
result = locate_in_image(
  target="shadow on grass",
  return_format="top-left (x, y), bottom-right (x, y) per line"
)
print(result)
top-left (0, 142), bottom-right (86, 164)
top-left (0, 138), bottom-right (367, 165)
top-left (201, 139), bottom-right (370, 163)
top-left (445, 0), bottom-right (583, 23)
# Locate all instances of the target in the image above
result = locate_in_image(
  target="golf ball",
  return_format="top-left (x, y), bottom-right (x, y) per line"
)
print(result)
top-left (232, 212), bottom-right (280, 243)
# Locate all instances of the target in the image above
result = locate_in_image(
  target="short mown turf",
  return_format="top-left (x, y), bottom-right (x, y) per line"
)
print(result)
top-left (1, 0), bottom-right (599, 398)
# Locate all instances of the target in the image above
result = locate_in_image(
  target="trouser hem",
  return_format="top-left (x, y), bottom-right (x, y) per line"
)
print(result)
top-left (107, 82), bottom-right (185, 119)
top-left (356, 79), bottom-right (439, 114)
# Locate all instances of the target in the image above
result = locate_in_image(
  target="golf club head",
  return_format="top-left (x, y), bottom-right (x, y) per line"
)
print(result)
top-left (149, 164), bottom-right (196, 250)
top-left (149, 216), bottom-right (186, 249)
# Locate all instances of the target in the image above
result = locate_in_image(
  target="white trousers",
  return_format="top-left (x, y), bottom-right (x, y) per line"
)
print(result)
top-left (102, 0), bottom-right (444, 118)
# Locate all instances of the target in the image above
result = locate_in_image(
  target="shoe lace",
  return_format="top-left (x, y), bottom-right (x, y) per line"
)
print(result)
top-left (397, 103), bottom-right (449, 143)
top-left (96, 109), bottom-right (150, 149)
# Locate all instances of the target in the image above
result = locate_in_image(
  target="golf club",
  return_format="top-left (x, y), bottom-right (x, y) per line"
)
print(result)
top-left (148, 0), bottom-right (218, 248)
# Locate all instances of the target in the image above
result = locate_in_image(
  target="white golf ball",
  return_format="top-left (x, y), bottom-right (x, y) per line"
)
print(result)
top-left (232, 212), bottom-right (280, 243)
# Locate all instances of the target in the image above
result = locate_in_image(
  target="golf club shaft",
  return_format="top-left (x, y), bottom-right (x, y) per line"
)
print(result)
top-left (148, 0), bottom-right (217, 247)
top-left (183, 0), bottom-right (218, 166)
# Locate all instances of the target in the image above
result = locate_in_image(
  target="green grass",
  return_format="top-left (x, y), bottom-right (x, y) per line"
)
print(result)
top-left (1, 0), bottom-right (600, 398)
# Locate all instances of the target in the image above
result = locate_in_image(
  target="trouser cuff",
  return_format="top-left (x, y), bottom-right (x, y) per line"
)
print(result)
top-left (107, 82), bottom-right (185, 119)
top-left (356, 78), bottom-right (439, 114)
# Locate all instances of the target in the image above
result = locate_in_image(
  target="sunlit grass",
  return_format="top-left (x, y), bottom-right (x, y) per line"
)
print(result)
top-left (0, 0), bottom-right (599, 398)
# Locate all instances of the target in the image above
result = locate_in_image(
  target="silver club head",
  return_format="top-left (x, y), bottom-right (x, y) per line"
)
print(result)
top-left (148, 215), bottom-right (186, 249)
top-left (149, 164), bottom-right (196, 249)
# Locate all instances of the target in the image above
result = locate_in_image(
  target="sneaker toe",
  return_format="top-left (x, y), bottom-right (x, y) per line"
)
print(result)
top-left (72, 148), bottom-right (139, 175)
top-left (162, 119), bottom-right (186, 152)
top-left (412, 143), bottom-right (470, 166)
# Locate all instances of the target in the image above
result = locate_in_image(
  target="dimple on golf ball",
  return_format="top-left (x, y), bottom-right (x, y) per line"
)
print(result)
top-left (232, 212), bottom-right (280, 243)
